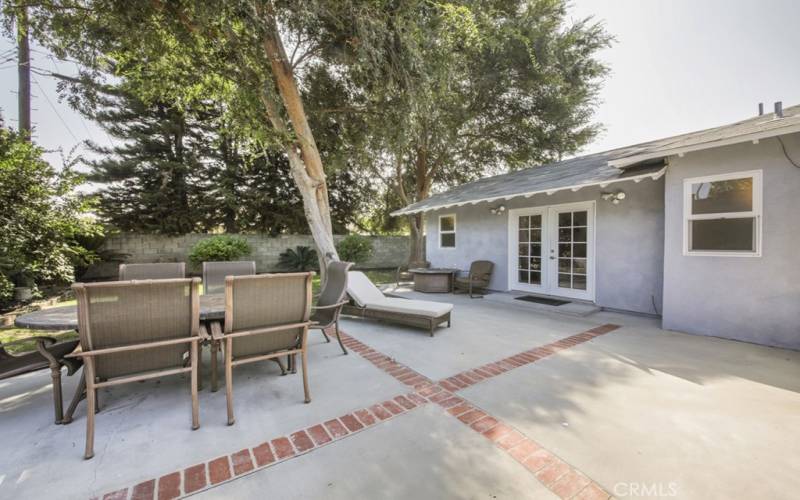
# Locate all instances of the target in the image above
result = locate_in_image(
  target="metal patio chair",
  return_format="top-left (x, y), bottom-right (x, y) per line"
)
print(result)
top-left (118, 262), bottom-right (186, 280)
top-left (202, 261), bottom-right (256, 295)
top-left (454, 260), bottom-right (494, 298)
top-left (310, 261), bottom-right (353, 355)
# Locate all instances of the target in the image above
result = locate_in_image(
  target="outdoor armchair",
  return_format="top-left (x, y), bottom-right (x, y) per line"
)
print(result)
top-left (217, 272), bottom-right (314, 425)
top-left (203, 261), bottom-right (256, 295)
top-left (118, 262), bottom-right (185, 280)
top-left (70, 278), bottom-right (202, 459)
top-left (396, 260), bottom-right (430, 287)
top-left (0, 336), bottom-right (82, 425)
top-left (454, 260), bottom-right (494, 298)
top-left (310, 260), bottom-right (353, 355)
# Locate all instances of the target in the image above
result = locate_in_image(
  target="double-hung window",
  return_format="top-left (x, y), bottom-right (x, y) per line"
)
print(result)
top-left (683, 170), bottom-right (762, 256)
top-left (439, 214), bottom-right (456, 248)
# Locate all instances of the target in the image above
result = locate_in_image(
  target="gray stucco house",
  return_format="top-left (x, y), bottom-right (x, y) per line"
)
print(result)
top-left (393, 104), bottom-right (800, 350)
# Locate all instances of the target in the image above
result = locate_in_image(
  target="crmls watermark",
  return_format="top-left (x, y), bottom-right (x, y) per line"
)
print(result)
top-left (613, 482), bottom-right (679, 497)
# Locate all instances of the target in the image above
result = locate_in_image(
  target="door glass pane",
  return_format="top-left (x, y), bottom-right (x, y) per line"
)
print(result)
top-left (555, 209), bottom-right (589, 292)
top-left (573, 258), bottom-right (587, 274)
top-left (573, 244), bottom-right (587, 258)
top-left (691, 177), bottom-right (752, 214)
top-left (530, 215), bottom-right (542, 229)
top-left (519, 229), bottom-right (529, 243)
top-left (519, 215), bottom-right (530, 228)
top-left (518, 258), bottom-right (527, 269)
top-left (558, 258), bottom-right (571, 272)
top-left (690, 218), bottom-right (755, 251)
top-left (573, 275), bottom-right (587, 290)
top-left (531, 244), bottom-right (541, 257)
top-left (558, 244), bottom-right (572, 257)
top-left (531, 229), bottom-right (541, 242)
top-left (558, 228), bottom-right (571, 242)
top-left (530, 272), bottom-right (541, 285)
top-left (573, 227), bottom-right (587, 242)
top-left (518, 270), bottom-right (529, 283)
top-left (530, 257), bottom-right (541, 271)
top-left (558, 273), bottom-right (571, 287)
top-left (519, 244), bottom-right (529, 256)
top-left (573, 211), bottom-right (587, 226)
top-left (559, 212), bottom-right (572, 226)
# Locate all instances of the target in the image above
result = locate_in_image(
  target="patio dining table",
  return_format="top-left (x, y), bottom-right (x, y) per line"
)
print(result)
top-left (14, 293), bottom-right (226, 331)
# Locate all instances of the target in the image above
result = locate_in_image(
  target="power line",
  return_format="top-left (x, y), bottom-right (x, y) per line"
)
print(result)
top-left (47, 54), bottom-right (97, 144)
top-left (32, 75), bottom-right (79, 142)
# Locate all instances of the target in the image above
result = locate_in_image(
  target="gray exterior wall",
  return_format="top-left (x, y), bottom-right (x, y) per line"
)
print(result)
top-left (424, 177), bottom-right (665, 315)
top-left (662, 134), bottom-right (800, 349)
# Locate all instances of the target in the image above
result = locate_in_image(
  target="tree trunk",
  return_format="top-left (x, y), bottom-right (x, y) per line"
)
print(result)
top-left (408, 214), bottom-right (425, 263)
top-left (260, 8), bottom-right (338, 275)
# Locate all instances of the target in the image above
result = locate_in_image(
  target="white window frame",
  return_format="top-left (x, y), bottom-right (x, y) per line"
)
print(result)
top-left (682, 169), bottom-right (762, 257)
top-left (438, 214), bottom-right (456, 249)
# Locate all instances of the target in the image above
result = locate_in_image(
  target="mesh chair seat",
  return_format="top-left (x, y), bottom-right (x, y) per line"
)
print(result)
top-left (119, 263), bottom-right (185, 280)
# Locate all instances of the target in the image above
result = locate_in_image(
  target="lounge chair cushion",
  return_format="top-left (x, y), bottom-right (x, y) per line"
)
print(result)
top-left (347, 271), bottom-right (389, 307)
top-left (367, 298), bottom-right (453, 318)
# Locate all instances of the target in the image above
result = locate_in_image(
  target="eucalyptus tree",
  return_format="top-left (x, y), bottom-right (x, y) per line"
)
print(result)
top-left (18, 0), bottom-right (401, 264)
top-left (334, 0), bottom-right (612, 260)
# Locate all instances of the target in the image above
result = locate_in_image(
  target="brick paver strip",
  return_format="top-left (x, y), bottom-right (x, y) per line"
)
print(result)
top-left (207, 456), bottom-right (231, 485)
top-left (157, 472), bottom-right (180, 500)
top-left (130, 480), bottom-right (155, 500)
top-left (98, 324), bottom-right (617, 499)
top-left (182, 464), bottom-right (207, 494)
top-left (230, 449), bottom-right (255, 476)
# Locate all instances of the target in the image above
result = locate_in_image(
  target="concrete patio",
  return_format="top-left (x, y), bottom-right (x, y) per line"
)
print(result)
top-left (1, 291), bottom-right (798, 499)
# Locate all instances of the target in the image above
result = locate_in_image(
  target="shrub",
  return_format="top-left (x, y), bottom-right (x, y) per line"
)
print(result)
top-left (188, 235), bottom-right (251, 268)
top-left (278, 246), bottom-right (318, 271)
top-left (336, 235), bottom-right (374, 265)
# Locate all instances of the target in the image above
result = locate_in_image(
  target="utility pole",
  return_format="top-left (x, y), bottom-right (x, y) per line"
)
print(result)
top-left (17, 5), bottom-right (32, 138)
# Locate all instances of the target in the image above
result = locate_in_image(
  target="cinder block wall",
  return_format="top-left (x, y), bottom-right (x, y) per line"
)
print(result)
top-left (85, 234), bottom-right (410, 279)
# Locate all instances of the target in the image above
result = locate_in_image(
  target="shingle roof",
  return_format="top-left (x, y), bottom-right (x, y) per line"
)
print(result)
top-left (393, 104), bottom-right (800, 216)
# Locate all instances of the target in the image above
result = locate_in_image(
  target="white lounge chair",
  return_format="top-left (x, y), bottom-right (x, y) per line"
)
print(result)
top-left (342, 271), bottom-right (453, 336)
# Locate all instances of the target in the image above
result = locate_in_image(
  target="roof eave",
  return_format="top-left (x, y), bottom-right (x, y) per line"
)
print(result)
top-left (390, 166), bottom-right (667, 216)
top-left (610, 122), bottom-right (800, 169)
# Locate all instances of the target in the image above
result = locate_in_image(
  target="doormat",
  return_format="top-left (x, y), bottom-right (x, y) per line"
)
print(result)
top-left (514, 295), bottom-right (571, 306)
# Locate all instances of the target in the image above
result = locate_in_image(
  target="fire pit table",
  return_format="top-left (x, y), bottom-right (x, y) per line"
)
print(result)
top-left (409, 268), bottom-right (458, 293)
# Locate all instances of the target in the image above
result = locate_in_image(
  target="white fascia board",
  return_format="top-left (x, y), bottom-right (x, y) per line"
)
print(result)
top-left (609, 123), bottom-right (800, 169)
top-left (390, 166), bottom-right (667, 216)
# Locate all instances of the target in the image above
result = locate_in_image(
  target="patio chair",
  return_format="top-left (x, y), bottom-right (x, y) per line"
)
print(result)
top-left (396, 260), bottom-right (430, 287)
top-left (0, 337), bottom-right (82, 424)
top-left (70, 278), bottom-right (202, 459)
top-left (202, 261), bottom-right (256, 295)
top-left (310, 260), bottom-right (353, 355)
top-left (211, 272), bottom-right (314, 425)
top-left (118, 262), bottom-right (185, 280)
top-left (454, 260), bottom-right (494, 298)
top-left (343, 271), bottom-right (452, 337)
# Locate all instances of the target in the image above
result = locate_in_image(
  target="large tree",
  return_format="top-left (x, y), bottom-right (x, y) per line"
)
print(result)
top-left (320, 0), bottom-right (612, 260)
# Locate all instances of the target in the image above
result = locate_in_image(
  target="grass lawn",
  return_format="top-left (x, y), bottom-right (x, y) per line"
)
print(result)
top-left (1, 269), bottom-right (396, 355)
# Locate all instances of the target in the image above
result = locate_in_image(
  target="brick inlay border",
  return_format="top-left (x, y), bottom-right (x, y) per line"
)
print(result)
top-left (96, 324), bottom-right (618, 500)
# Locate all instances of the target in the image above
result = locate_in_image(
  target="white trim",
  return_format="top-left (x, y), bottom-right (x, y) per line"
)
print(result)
top-left (609, 123), bottom-right (800, 169)
top-left (438, 213), bottom-right (456, 249)
top-left (391, 167), bottom-right (666, 216)
top-left (682, 169), bottom-right (763, 257)
top-left (507, 201), bottom-right (596, 302)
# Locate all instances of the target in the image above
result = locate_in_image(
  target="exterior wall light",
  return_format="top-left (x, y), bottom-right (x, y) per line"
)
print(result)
top-left (601, 190), bottom-right (626, 205)
top-left (490, 205), bottom-right (506, 215)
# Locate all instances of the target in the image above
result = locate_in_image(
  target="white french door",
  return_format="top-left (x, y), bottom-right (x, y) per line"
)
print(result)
top-left (508, 202), bottom-right (595, 301)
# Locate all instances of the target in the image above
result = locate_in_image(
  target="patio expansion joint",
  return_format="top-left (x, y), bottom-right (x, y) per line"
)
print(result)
top-left (96, 323), bottom-right (619, 500)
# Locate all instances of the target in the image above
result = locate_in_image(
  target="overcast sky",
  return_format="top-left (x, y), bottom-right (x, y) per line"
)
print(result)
top-left (1, 0), bottom-right (799, 166)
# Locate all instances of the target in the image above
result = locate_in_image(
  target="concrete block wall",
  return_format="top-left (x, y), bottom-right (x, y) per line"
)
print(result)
top-left (85, 233), bottom-right (410, 279)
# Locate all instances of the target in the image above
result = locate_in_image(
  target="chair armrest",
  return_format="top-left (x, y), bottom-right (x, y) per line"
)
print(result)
top-left (222, 321), bottom-right (313, 340)
top-left (66, 336), bottom-right (199, 358)
top-left (310, 300), bottom-right (349, 311)
top-left (210, 321), bottom-right (224, 341)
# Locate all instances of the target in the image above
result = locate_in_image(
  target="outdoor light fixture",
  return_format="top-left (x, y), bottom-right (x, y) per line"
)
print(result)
top-left (601, 190), bottom-right (626, 205)
top-left (490, 204), bottom-right (506, 215)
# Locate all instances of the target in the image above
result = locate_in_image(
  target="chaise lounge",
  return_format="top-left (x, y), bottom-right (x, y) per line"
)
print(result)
top-left (342, 271), bottom-right (453, 336)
